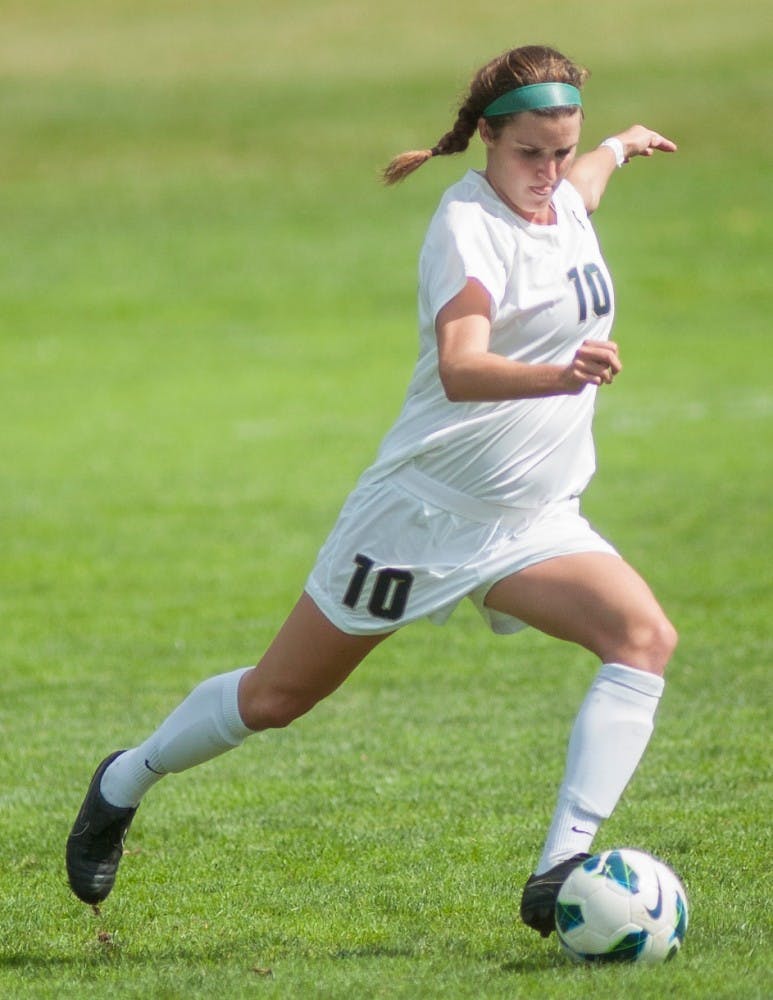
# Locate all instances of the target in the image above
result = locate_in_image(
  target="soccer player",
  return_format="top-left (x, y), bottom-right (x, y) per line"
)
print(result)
top-left (67, 44), bottom-right (677, 938)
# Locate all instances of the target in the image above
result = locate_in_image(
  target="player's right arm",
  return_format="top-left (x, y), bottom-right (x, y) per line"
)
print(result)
top-left (435, 278), bottom-right (621, 402)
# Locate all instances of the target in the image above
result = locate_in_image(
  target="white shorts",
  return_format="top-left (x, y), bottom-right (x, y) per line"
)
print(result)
top-left (305, 463), bottom-right (618, 636)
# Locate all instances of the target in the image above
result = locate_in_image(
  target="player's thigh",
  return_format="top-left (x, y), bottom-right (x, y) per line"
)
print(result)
top-left (238, 592), bottom-right (392, 729)
top-left (484, 552), bottom-right (676, 670)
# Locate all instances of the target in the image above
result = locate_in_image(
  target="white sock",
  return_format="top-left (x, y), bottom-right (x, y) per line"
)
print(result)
top-left (100, 667), bottom-right (254, 808)
top-left (536, 662), bottom-right (664, 874)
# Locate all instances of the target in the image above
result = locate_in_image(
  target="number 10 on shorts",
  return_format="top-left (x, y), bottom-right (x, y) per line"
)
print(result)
top-left (342, 553), bottom-right (415, 622)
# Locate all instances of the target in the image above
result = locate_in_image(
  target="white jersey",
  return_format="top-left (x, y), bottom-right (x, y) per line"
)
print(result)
top-left (363, 169), bottom-right (615, 509)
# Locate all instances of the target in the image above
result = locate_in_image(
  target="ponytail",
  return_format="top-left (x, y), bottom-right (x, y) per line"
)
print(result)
top-left (382, 104), bottom-right (479, 185)
top-left (382, 147), bottom-right (438, 185)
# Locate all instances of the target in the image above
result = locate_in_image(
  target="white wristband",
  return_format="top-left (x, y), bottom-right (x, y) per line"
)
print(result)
top-left (600, 136), bottom-right (626, 167)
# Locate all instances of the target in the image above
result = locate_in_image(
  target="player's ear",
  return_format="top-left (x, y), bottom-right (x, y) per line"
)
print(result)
top-left (478, 119), bottom-right (496, 149)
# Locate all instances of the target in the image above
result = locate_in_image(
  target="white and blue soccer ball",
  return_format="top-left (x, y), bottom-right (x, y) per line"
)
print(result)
top-left (555, 848), bottom-right (688, 964)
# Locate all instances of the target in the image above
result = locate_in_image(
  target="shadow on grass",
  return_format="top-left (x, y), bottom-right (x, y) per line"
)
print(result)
top-left (0, 939), bottom-right (244, 971)
top-left (0, 941), bottom-right (564, 984)
top-left (333, 946), bottom-right (418, 960)
top-left (331, 944), bottom-right (562, 974)
top-left (500, 954), bottom-right (565, 974)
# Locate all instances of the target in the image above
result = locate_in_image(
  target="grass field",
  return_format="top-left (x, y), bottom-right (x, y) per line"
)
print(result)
top-left (1, 1), bottom-right (771, 997)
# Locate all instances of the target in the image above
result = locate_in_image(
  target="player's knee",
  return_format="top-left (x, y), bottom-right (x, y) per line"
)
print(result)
top-left (661, 617), bottom-right (679, 662)
top-left (239, 686), bottom-right (311, 731)
top-left (627, 613), bottom-right (678, 674)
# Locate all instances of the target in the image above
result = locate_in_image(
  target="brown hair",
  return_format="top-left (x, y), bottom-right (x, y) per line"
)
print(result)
top-left (382, 45), bottom-right (589, 184)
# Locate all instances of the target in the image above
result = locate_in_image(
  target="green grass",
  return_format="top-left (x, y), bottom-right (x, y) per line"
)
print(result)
top-left (1, 1), bottom-right (771, 996)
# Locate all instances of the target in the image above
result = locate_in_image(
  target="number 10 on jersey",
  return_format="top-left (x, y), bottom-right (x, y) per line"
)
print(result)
top-left (567, 263), bottom-right (611, 321)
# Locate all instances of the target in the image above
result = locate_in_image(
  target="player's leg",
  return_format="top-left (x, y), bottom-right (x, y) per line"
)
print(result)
top-left (237, 592), bottom-right (392, 730)
top-left (101, 593), bottom-right (390, 803)
top-left (66, 593), bottom-right (390, 904)
top-left (485, 551), bottom-right (676, 675)
top-left (483, 552), bottom-right (677, 935)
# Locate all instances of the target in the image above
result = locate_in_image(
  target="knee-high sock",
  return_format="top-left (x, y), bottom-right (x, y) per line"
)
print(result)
top-left (99, 667), bottom-right (254, 808)
top-left (536, 662), bottom-right (664, 874)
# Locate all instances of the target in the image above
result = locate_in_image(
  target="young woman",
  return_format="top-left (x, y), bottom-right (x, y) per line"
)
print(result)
top-left (67, 44), bottom-right (677, 938)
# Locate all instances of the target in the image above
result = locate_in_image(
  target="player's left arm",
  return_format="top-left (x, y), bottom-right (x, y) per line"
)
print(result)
top-left (569, 125), bottom-right (677, 214)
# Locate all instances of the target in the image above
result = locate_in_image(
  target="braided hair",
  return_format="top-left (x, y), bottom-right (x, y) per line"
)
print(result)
top-left (382, 45), bottom-right (588, 185)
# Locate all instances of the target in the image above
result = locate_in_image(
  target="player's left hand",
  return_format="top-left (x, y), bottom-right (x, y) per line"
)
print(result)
top-left (615, 125), bottom-right (677, 161)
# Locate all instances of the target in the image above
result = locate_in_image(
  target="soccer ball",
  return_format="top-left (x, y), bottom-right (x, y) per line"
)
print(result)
top-left (555, 849), bottom-right (688, 964)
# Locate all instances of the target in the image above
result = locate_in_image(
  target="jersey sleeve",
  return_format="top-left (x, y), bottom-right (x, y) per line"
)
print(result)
top-left (419, 199), bottom-right (508, 325)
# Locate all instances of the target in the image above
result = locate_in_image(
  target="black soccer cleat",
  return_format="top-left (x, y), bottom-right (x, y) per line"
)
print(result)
top-left (66, 751), bottom-right (137, 905)
top-left (520, 853), bottom-right (592, 937)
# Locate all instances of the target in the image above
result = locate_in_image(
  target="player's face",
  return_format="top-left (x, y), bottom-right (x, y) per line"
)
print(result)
top-left (480, 110), bottom-right (582, 224)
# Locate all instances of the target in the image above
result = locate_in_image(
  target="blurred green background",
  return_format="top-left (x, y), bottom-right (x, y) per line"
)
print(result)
top-left (1, 2), bottom-right (771, 997)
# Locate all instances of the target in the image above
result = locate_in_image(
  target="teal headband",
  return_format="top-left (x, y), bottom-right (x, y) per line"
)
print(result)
top-left (482, 82), bottom-right (582, 118)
